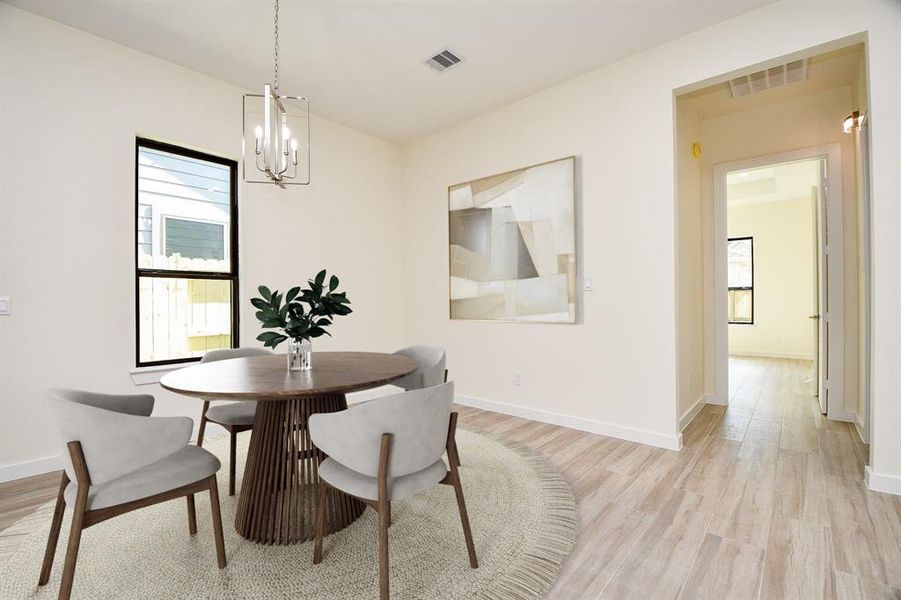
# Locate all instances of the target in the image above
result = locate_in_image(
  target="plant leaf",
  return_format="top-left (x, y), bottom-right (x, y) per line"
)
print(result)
top-left (329, 275), bottom-right (339, 291)
top-left (258, 286), bottom-right (272, 301)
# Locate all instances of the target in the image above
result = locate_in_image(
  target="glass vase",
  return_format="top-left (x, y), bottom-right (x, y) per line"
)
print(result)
top-left (287, 338), bottom-right (312, 371)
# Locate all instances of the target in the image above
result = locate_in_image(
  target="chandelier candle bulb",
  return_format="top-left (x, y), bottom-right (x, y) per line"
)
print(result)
top-left (281, 126), bottom-right (290, 155)
top-left (254, 126), bottom-right (263, 154)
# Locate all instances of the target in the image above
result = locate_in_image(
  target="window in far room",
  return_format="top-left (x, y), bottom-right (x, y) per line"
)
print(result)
top-left (727, 236), bottom-right (753, 324)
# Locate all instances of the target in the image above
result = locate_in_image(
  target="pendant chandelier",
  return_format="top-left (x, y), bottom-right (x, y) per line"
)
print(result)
top-left (243, 0), bottom-right (310, 187)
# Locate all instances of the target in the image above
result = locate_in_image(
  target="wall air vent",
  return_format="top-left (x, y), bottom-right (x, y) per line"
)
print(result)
top-left (425, 49), bottom-right (463, 73)
top-left (728, 59), bottom-right (807, 98)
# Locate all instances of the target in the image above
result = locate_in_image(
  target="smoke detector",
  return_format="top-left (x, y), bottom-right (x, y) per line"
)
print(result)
top-left (425, 49), bottom-right (463, 73)
top-left (728, 59), bottom-right (807, 98)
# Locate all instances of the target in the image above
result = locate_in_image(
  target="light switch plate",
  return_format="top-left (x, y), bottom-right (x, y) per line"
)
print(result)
top-left (583, 278), bottom-right (594, 292)
top-left (0, 297), bottom-right (9, 316)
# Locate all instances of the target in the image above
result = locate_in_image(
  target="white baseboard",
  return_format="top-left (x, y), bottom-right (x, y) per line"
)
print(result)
top-left (455, 394), bottom-right (682, 451)
top-left (729, 351), bottom-right (815, 360)
top-left (0, 455), bottom-right (61, 483)
top-left (680, 394), bottom-right (710, 431)
top-left (865, 466), bottom-right (901, 496)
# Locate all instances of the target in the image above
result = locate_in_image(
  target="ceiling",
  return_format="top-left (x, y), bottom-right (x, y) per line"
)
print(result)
top-left (681, 44), bottom-right (865, 120)
top-left (727, 159), bottom-right (821, 206)
top-left (7, 0), bottom-right (771, 144)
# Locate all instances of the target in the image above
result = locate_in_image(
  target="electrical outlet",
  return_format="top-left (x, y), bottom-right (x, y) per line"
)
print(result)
top-left (512, 371), bottom-right (523, 386)
top-left (0, 297), bottom-right (9, 316)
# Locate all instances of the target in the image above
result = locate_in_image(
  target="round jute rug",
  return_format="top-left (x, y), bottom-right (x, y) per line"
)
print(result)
top-left (0, 428), bottom-right (575, 599)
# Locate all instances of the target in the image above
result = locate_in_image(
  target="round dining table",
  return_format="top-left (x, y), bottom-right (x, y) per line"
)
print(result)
top-left (160, 351), bottom-right (417, 545)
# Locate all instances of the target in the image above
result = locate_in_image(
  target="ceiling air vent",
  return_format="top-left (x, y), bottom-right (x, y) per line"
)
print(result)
top-left (425, 49), bottom-right (463, 73)
top-left (728, 59), bottom-right (807, 98)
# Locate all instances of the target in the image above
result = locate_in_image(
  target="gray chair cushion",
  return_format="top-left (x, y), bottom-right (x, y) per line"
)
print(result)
top-left (201, 349), bottom-right (268, 427)
top-left (49, 389), bottom-right (154, 417)
top-left (318, 457), bottom-right (447, 502)
top-left (48, 394), bottom-right (193, 486)
top-left (205, 401), bottom-right (257, 426)
top-left (64, 445), bottom-right (220, 510)
top-left (310, 383), bottom-right (454, 478)
top-left (201, 347), bottom-right (271, 363)
top-left (391, 346), bottom-right (446, 391)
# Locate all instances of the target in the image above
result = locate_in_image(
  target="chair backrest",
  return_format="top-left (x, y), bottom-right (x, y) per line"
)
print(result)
top-left (201, 347), bottom-right (272, 363)
top-left (309, 382), bottom-right (454, 478)
top-left (391, 345), bottom-right (446, 390)
top-left (47, 389), bottom-right (192, 486)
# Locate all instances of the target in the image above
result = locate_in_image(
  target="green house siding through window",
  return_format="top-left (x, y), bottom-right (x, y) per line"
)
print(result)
top-left (164, 217), bottom-right (225, 260)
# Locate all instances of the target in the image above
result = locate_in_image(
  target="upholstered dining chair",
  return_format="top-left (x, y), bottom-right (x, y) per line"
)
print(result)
top-left (310, 382), bottom-right (477, 600)
top-left (40, 389), bottom-right (226, 600)
top-left (196, 346), bottom-right (272, 495)
top-left (388, 345), bottom-right (460, 467)
top-left (391, 345), bottom-right (447, 391)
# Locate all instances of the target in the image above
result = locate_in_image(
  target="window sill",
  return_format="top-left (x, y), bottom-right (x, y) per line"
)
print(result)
top-left (130, 364), bottom-right (186, 386)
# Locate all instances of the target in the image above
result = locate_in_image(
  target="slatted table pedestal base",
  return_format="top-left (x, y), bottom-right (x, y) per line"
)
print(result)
top-left (234, 393), bottom-right (365, 545)
top-left (160, 352), bottom-right (418, 545)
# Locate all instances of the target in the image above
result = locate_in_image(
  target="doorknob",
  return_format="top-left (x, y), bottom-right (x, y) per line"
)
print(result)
top-left (808, 314), bottom-right (820, 320)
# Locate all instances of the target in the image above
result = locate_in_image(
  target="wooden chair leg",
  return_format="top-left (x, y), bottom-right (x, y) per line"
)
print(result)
top-left (446, 415), bottom-right (478, 569)
top-left (378, 499), bottom-right (390, 600)
top-left (58, 498), bottom-right (87, 600)
top-left (450, 471), bottom-right (478, 568)
top-left (59, 442), bottom-right (91, 600)
top-left (38, 472), bottom-right (69, 586)
top-left (228, 428), bottom-right (237, 496)
top-left (377, 433), bottom-right (392, 600)
top-left (196, 401), bottom-right (210, 447)
top-left (208, 476), bottom-right (226, 569)
top-left (187, 494), bottom-right (197, 535)
top-left (313, 482), bottom-right (327, 564)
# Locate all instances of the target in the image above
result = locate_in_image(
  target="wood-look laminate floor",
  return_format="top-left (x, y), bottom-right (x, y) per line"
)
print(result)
top-left (1, 357), bottom-right (898, 599)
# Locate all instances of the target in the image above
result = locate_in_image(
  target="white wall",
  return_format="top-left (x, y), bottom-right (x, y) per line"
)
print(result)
top-left (400, 1), bottom-right (900, 472)
top-left (851, 51), bottom-right (871, 441)
top-left (402, 76), bottom-right (683, 449)
top-left (676, 101), bottom-right (706, 425)
top-left (0, 6), bottom-right (405, 478)
top-left (727, 197), bottom-right (817, 360)
top-left (698, 86), bottom-right (860, 417)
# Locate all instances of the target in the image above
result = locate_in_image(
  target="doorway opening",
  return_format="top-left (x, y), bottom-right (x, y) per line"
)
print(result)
top-left (724, 155), bottom-right (836, 417)
top-left (674, 39), bottom-right (871, 465)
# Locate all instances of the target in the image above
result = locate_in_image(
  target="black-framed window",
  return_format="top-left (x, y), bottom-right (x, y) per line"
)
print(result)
top-left (135, 138), bottom-right (239, 367)
top-left (727, 236), bottom-right (753, 324)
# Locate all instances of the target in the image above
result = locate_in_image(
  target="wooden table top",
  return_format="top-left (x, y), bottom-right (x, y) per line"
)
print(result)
top-left (160, 351), bottom-right (417, 401)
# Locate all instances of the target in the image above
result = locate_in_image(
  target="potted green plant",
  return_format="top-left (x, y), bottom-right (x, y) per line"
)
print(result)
top-left (251, 270), bottom-right (352, 371)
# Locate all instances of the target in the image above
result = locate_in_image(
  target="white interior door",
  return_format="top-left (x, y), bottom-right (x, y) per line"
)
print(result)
top-left (814, 155), bottom-right (844, 418)
top-left (814, 160), bottom-right (829, 414)
top-left (809, 186), bottom-right (819, 398)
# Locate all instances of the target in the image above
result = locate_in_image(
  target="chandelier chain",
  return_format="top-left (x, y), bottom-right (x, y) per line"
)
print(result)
top-left (273, 0), bottom-right (279, 93)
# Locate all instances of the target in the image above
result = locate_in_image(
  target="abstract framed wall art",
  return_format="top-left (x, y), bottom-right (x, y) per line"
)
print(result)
top-left (448, 156), bottom-right (576, 323)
